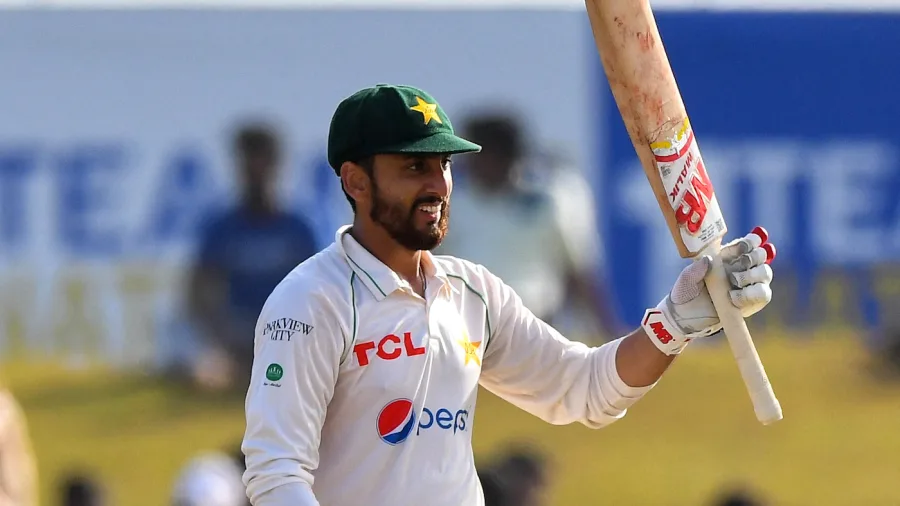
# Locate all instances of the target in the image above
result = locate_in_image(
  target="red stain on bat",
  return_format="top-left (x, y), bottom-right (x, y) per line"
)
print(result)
top-left (637, 32), bottom-right (655, 51)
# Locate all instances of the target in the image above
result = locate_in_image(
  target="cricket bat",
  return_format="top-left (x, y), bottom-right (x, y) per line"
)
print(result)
top-left (584, 0), bottom-right (782, 425)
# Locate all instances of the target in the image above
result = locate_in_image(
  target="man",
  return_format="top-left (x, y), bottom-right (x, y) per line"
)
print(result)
top-left (0, 388), bottom-right (37, 506)
top-left (185, 122), bottom-right (318, 390)
top-left (439, 111), bottom-right (622, 339)
top-left (241, 84), bottom-right (776, 506)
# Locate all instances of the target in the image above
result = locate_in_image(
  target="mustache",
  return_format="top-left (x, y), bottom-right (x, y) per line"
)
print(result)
top-left (412, 196), bottom-right (446, 207)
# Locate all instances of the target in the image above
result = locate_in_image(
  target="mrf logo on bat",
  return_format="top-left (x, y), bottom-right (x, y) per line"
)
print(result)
top-left (650, 118), bottom-right (726, 254)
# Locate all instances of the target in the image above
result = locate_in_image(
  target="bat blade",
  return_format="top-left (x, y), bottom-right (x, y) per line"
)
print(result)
top-left (585, 0), bottom-right (782, 424)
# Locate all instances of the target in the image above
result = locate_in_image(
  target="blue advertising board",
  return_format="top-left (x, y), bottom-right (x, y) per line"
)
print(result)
top-left (595, 12), bottom-right (900, 332)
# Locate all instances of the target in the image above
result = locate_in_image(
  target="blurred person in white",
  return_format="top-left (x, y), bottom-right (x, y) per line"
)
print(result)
top-left (175, 123), bottom-right (319, 392)
top-left (438, 112), bottom-right (623, 342)
top-left (172, 451), bottom-right (247, 506)
top-left (0, 388), bottom-right (37, 506)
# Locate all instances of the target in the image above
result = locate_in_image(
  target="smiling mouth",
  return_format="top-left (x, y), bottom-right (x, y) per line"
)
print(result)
top-left (418, 202), bottom-right (442, 221)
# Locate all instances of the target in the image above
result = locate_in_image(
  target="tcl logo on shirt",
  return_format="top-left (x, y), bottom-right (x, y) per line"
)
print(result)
top-left (353, 332), bottom-right (425, 366)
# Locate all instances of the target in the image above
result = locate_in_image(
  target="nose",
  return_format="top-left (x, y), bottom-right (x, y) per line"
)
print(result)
top-left (423, 159), bottom-right (451, 198)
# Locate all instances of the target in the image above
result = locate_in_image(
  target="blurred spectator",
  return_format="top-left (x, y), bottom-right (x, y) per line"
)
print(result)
top-left (882, 328), bottom-right (900, 375)
top-left (866, 270), bottom-right (900, 379)
top-left (171, 451), bottom-right (246, 506)
top-left (438, 111), bottom-right (622, 342)
top-left (477, 467), bottom-right (510, 506)
top-left (58, 473), bottom-right (106, 506)
top-left (868, 326), bottom-right (900, 380)
top-left (0, 388), bottom-right (37, 506)
top-left (478, 444), bottom-right (551, 506)
top-left (709, 485), bottom-right (767, 506)
top-left (173, 122), bottom-right (318, 391)
top-left (492, 445), bottom-right (551, 506)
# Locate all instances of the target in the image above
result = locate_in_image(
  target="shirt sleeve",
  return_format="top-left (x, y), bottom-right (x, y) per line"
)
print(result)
top-left (477, 264), bottom-right (654, 429)
top-left (241, 278), bottom-right (346, 505)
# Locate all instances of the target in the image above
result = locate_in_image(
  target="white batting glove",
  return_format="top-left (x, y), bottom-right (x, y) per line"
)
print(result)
top-left (641, 226), bottom-right (776, 356)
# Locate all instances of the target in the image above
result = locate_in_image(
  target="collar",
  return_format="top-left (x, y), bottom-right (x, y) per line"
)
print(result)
top-left (335, 225), bottom-right (454, 301)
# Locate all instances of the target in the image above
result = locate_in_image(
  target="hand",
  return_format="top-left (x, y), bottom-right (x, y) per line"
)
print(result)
top-left (641, 226), bottom-right (776, 355)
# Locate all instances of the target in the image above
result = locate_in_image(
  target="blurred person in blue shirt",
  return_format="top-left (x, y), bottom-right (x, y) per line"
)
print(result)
top-left (183, 122), bottom-right (318, 391)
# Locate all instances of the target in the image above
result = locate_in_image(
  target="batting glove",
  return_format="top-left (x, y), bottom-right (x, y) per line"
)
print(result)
top-left (641, 226), bottom-right (776, 356)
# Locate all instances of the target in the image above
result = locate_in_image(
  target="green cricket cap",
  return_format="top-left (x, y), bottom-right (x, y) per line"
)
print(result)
top-left (327, 83), bottom-right (482, 173)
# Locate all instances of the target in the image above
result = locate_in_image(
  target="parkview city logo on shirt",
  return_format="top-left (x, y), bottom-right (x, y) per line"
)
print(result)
top-left (263, 317), bottom-right (314, 342)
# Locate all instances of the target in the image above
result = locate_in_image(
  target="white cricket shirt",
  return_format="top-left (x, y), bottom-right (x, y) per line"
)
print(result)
top-left (241, 226), bottom-right (655, 506)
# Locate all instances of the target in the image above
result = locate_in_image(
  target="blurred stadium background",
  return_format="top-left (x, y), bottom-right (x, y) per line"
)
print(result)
top-left (1, 0), bottom-right (900, 504)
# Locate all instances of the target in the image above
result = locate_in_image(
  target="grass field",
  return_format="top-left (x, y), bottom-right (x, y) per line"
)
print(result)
top-left (3, 331), bottom-right (900, 506)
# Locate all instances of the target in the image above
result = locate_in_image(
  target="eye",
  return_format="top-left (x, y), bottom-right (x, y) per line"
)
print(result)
top-left (442, 156), bottom-right (453, 171)
top-left (408, 160), bottom-right (426, 172)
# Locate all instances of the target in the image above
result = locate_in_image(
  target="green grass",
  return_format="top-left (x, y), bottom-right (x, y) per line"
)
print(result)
top-left (4, 331), bottom-right (900, 506)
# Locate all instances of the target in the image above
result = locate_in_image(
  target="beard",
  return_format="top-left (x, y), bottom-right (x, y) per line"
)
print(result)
top-left (370, 182), bottom-right (450, 251)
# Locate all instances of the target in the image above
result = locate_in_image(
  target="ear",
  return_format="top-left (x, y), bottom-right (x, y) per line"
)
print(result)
top-left (340, 161), bottom-right (370, 204)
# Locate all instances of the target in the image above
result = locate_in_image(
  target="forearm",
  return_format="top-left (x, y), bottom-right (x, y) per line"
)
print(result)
top-left (614, 327), bottom-right (677, 388)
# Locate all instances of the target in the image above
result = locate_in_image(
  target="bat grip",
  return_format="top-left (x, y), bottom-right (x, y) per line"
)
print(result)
top-left (704, 245), bottom-right (783, 425)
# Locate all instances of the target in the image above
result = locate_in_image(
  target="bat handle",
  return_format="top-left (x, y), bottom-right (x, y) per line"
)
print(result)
top-left (704, 244), bottom-right (783, 425)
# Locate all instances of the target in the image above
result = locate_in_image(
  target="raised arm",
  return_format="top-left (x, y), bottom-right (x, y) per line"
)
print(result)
top-left (477, 228), bottom-right (775, 428)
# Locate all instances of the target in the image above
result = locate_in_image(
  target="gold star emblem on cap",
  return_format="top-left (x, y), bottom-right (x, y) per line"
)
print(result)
top-left (457, 330), bottom-right (481, 367)
top-left (409, 96), bottom-right (443, 125)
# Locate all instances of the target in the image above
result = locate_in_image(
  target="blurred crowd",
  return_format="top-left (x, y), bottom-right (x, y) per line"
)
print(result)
top-left (156, 109), bottom-right (621, 395)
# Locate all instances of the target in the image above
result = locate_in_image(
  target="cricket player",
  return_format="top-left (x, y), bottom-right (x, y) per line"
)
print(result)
top-left (241, 84), bottom-right (777, 506)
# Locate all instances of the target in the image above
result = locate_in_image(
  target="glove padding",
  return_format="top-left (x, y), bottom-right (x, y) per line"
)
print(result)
top-left (642, 226), bottom-right (776, 356)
